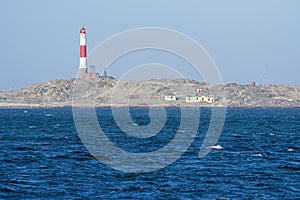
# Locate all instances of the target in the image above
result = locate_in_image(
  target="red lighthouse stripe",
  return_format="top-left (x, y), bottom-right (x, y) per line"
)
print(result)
top-left (80, 46), bottom-right (86, 57)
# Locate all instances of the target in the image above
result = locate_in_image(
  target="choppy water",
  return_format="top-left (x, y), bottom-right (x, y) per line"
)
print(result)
top-left (0, 108), bottom-right (299, 199)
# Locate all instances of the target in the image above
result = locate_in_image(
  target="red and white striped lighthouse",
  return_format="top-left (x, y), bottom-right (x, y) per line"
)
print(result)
top-left (79, 26), bottom-right (87, 78)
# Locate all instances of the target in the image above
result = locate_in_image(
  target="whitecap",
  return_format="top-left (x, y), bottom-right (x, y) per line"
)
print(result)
top-left (288, 149), bottom-right (294, 152)
top-left (253, 153), bottom-right (263, 157)
top-left (206, 145), bottom-right (224, 149)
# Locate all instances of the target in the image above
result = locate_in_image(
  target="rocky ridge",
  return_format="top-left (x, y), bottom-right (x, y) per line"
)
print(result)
top-left (0, 77), bottom-right (299, 108)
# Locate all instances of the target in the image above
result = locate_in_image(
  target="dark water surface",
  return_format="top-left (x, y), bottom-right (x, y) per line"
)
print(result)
top-left (0, 108), bottom-right (299, 199)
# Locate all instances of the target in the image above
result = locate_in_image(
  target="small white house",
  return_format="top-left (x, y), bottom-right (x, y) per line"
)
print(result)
top-left (186, 96), bottom-right (199, 103)
top-left (186, 96), bottom-right (214, 103)
top-left (199, 96), bottom-right (214, 103)
top-left (164, 95), bottom-right (177, 101)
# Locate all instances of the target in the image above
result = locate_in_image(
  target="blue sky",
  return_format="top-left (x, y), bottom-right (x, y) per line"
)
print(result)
top-left (1, 0), bottom-right (299, 90)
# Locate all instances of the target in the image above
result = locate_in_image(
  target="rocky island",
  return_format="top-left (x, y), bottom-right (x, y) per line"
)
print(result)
top-left (0, 77), bottom-right (299, 108)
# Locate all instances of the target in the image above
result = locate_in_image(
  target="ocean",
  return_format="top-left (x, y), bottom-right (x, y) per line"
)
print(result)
top-left (0, 108), bottom-right (299, 199)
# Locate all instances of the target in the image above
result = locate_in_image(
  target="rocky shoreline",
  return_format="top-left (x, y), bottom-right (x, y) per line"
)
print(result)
top-left (0, 77), bottom-right (299, 108)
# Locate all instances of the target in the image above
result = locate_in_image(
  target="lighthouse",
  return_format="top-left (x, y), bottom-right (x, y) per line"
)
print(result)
top-left (79, 27), bottom-right (87, 78)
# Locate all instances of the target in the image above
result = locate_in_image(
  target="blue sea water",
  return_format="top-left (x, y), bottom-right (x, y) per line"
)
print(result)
top-left (0, 108), bottom-right (299, 199)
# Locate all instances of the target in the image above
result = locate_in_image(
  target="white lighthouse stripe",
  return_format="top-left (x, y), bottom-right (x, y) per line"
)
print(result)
top-left (80, 34), bottom-right (86, 45)
top-left (79, 57), bottom-right (87, 69)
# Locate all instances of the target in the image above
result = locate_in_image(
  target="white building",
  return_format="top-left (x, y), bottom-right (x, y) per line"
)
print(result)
top-left (164, 95), bottom-right (177, 101)
top-left (185, 96), bottom-right (214, 103)
top-left (186, 96), bottom-right (199, 103)
top-left (200, 96), bottom-right (214, 103)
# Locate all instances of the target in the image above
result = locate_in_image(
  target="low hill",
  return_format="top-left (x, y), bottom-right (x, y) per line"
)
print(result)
top-left (0, 77), bottom-right (299, 108)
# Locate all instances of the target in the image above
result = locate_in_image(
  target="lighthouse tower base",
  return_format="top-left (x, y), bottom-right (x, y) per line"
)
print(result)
top-left (79, 68), bottom-right (87, 78)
